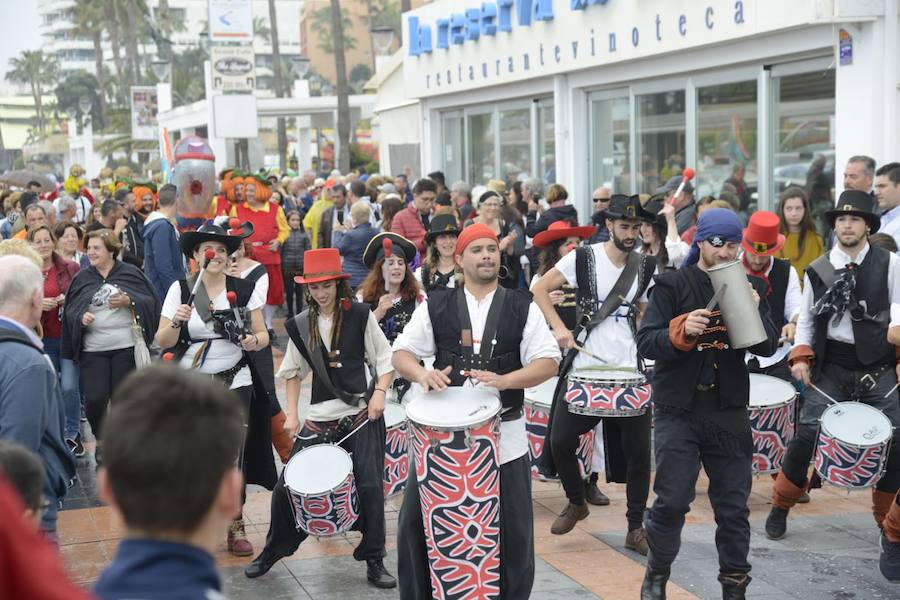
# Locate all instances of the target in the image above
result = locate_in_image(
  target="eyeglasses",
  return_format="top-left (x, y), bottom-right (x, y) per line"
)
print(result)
top-left (593, 197), bottom-right (610, 203)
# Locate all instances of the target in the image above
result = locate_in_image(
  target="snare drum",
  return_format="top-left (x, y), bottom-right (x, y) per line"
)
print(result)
top-left (406, 388), bottom-right (502, 600)
top-left (565, 368), bottom-right (651, 417)
top-left (383, 402), bottom-right (409, 499)
top-left (525, 377), bottom-right (593, 480)
top-left (748, 374), bottom-right (797, 474)
top-left (284, 444), bottom-right (359, 537)
top-left (814, 402), bottom-right (893, 489)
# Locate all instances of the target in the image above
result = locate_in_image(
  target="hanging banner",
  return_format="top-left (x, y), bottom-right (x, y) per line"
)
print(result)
top-left (209, 0), bottom-right (254, 42)
top-left (130, 86), bottom-right (159, 141)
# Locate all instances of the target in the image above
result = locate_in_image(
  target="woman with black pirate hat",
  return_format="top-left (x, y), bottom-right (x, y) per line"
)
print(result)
top-left (154, 222), bottom-right (276, 558)
top-left (415, 213), bottom-right (460, 291)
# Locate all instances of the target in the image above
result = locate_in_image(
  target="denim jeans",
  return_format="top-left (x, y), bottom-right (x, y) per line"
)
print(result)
top-left (43, 337), bottom-right (82, 440)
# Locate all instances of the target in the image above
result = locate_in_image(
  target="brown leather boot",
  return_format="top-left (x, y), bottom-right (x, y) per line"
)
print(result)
top-left (551, 502), bottom-right (589, 535)
top-left (227, 518), bottom-right (254, 557)
top-left (883, 492), bottom-right (900, 543)
top-left (271, 411), bottom-right (293, 465)
top-left (873, 489), bottom-right (895, 529)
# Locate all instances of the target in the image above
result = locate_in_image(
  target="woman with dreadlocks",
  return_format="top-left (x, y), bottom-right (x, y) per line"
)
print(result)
top-left (356, 232), bottom-right (424, 403)
top-left (245, 248), bottom-right (397, 589)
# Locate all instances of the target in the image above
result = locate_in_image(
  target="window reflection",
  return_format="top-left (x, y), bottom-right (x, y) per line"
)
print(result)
top-left (636, 91), bottom-right (686, 194)
top-left (499, 108), bottom-right (531, 186)
top-left (590, 96), bottom-right (631, 194)
top-left (467, 112), bottom-right (495, 184)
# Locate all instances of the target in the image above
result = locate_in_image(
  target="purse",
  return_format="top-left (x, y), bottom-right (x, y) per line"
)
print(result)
top-left (130, 308), bottom-right (151, 369)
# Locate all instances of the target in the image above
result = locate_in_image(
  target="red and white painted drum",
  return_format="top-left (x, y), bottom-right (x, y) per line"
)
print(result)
top-left (815, 402), bottom-right (893, 489)
top-left (284, 444), bottom-right (358, 537)
top-left (406, 388), bottom-right (502, 600)
top-left (565, 368), bottom-right (651, 417)
top-left (383, 402), bottom-right (409, 499)
top-left (525, 376), bottom-right (593, 480)
top-left (748, 374), bottom-right (797, 474)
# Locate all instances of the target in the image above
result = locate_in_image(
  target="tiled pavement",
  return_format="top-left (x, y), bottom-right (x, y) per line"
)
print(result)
top-left (57, 325), bottom-right (900, 598)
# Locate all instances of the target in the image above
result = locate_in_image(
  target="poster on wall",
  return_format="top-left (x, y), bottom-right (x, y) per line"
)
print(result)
top-left (130, 86), bottom-right (158, 141)
top-left (209, 0), bottom-right (254, 42)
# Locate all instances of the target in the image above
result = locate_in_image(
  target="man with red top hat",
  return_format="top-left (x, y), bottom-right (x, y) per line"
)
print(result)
top-left (766, 190), bottom-right (900, 543)
top-left (230, 175), bottom-right (289, 334)
top-left (741, 211), bottom-right (802, 383)
top-left (244, 248), bottom-right (397, 589)
top-left (392, 223), bottom-right (560, 599)
top-left (532, 194), bottom-right (657, 553)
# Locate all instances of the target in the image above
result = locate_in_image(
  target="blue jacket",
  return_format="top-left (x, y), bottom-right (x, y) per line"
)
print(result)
top-left (336, 222), bottom-right (378, 288)
top-left (0, 318), bottom-right (75, 504)
top-left (142, 211), bottom-right (185, 300)
top-left (94, 538), bottom-right (220, 600)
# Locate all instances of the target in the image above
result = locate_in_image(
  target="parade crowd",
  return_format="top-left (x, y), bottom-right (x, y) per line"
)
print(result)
top-left (2, 155), bottom-right (900, 599)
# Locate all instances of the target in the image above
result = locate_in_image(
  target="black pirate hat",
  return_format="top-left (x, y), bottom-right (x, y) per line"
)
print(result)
top-left (425, 213), bottom-right (461, 243)
top-left (601, 194), bottom-right (654, 222)
top-left (825, 190), bottom-right (880, 233)
top-left (363, 232), bottom-right (417, 269)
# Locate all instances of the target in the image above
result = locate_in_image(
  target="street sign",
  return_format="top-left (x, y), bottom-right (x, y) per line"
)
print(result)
top-left (212, 94), bottom-right (259, 139)
top-left (210, 46), bottom-right (256, 91)
top-left (209, 0), bottom-right (254, 42)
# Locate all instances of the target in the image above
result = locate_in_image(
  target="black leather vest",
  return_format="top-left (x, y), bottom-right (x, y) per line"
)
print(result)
top-left (310, 302), bottom-right (370, 404)
top-left (427, 287), bottom-right (531, 411)
top-left (764, 258), bottom-right (791, 331)
top-left (807, 246), bottom-right (893, 375)
top-left (377, 297), bottom-right (417, 345)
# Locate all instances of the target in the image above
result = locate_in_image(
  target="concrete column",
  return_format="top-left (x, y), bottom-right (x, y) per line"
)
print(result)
top-left (297, 115), bottom-right (312, 171)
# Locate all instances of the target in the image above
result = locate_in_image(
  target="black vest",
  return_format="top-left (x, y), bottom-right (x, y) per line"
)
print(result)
top-left (763, 257), bottom-right (791, 331)
top-left (169, 276), bottom-right (255, 359)
top-left (420, 264), bottom-right (455, 292)
top-left (428, 287), bottom-right (531, 411)
top-left (807, 246), bottom-right (893, 375)
top-left (376, 297), bottom-right (417, 345)
top-left (307, 302), bottom-right (370, 404)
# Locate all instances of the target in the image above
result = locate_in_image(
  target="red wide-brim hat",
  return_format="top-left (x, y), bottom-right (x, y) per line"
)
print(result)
top-left (532, 220), bottom-right (597, 248)
top-left (741, 211), bottom-right (785, 256)
top-left (294, 248), bottom-right (351, 284)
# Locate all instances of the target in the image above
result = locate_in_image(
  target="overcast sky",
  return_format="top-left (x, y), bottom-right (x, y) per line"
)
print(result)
top-left (0, 0), bottom-right (41, 89)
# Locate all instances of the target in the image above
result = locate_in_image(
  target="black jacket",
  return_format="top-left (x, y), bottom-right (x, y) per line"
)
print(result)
top-left (636, 265), bottom-right (779, 410)
top-left (525, 204), bottom-right (579, 238)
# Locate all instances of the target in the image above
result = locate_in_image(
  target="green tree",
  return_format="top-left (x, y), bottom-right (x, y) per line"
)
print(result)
top-left (170, 47), bottom-right (207, 106)
top-left (355, 0), bottom-right (401, 69)
top-left (254, 16), bottom-right (271, 44)
top-left (312, 5), bottom-right (356, 55)
top-left (348, 63), bottom-right (372, 94)
top-left (72, 0), bottom-right (108, 117)
top-left (54, 71), bottom-right (105, 129)
top-left (5, 50), bottom-right (58, 135)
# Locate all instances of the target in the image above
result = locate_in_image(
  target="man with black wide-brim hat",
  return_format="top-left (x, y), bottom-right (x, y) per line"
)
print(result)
top-left (532, 194), bottom-right (657, 553)
top-left (767, 190), bottom-right (900, 551)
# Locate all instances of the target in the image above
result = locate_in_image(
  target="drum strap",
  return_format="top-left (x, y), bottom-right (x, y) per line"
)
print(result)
top-left (456, 285), bottom-right (507, 365)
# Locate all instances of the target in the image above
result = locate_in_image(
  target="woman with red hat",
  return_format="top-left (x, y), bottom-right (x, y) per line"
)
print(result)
top-left (531, 220), bottom-right (597, 331)
top-left (245, 248), bottom-right (397, 589)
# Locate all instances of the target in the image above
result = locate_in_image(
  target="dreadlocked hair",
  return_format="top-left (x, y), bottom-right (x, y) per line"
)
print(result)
top-left (357, 257), bottom-right (422, 305)
top-left (538, 239), bottom-right (568, 276)
top-left (306, 279), bottom-right (354, 350)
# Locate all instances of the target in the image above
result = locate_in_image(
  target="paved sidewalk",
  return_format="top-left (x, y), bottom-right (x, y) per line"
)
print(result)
top-left (57, 327), bottom-right (899, 598)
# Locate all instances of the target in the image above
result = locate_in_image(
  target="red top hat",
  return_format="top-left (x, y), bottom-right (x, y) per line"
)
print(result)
top-left (294, 248), bottom-right (351, 284)
top-left (742, 211), bottom-right (785, 256)
top-left (532, 220), bottom-right (597, 248)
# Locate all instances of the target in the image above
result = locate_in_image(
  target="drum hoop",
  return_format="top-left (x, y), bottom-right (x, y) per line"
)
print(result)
top-left (524, 396), bottom-right (552, 410)
top-left (567, 405), bottom-right (648, 418)
top-left (285, 444), bottom-right (355, 497)
top-left (748, 397), bottom-right (795, 411)
top-left (569, 377), bottom-right (648, 389)
top-left (408, 413), bottom-right (500, 432)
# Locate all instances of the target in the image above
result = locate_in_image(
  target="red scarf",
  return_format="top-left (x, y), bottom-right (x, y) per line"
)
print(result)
top-left (742, 254), bottom-right (772, 298)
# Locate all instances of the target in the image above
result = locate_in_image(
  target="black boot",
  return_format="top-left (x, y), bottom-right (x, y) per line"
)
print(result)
top-left (640, 564), bottom-right (669, 599)
top-left (366, 558), bottom-right (397, 589)
top-left (765, 506), bottom-right (789, 540)
top-left (719, 573), bottom-right (751, 599)
top-left (244, 547), bottom-right (285, 579)
top-left (584, 476), bottom-right (610, 506)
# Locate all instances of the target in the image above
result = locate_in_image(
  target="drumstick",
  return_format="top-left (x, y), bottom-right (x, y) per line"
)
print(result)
top-left (172, 248), bottom-right (217, 328)
top-left (884, 382), bottom-right (900, 399)
top-left (573, 344), bottom-right (606, 364)
top-left (808, 383), bottom-right (842, 407)
top-left (334, 419), bottom-right (369, 446)
top-left (225, 291), bottom-right (246, 332)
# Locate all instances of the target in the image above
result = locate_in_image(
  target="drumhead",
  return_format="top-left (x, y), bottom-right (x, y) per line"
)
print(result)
top-left (383, 402), bottom-right (407, 429)
top-left (820, 402), bottom-right (893, 446)
top-left (570, 368), bottom-right (644, 384)
top-left (525, 377), bottom-right (558, 409)
top-left (748, 374), bottom-right (796, 408)
top-left (284, 444), bottom-right (353, 495)
top-left (405, 387), bottom-right (501, 429)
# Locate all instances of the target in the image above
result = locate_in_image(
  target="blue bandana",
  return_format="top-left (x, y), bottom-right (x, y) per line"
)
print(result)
top-left (685, 208), bottom-right (743, 267)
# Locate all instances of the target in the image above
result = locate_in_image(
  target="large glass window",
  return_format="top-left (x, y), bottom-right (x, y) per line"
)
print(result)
top-left (441, 113), bottom-right (464, 184)
top-left (696, 81), bottom-right (758, 215)
top-left (498, 107), bottom-right (531, 185)
top-left (538, 103), bottom-right (555, 184)
top-left (590, 95), bottom-right (631, 194)
top-left (467, 112), bottom-right (495, 184)
top-left (636, 91), bottom-right (686, 194)
top-left (774, 69), bottom-right (835, 236)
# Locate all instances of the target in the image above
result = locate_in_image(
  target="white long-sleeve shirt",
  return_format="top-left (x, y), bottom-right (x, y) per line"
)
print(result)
top-left (795, 243), bottom-right (900, 350)
top-left (747, 257), bottom-right (803, 368)
top-left (392, 286), bottom-right (560, 464)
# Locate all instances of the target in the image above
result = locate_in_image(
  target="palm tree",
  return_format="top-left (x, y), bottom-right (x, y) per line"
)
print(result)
top-left (73, 0), bottom-right (108, 117)
top-left (330, 0), bottom-right (351, 173)
top-left (254, 16), bottom-right (271, 44)
top-left (5, 50), bottom-right (58, 135)
top-left (312, 6), bottom-right (357, 55)
top-left (267, 0), bottom-right (288, 172)
top-left (102, 2), bottom-right (127, 102)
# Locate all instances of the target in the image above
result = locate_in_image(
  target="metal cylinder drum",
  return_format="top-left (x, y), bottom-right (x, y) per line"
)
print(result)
top-left (707, 259), bottom-right (766, 349)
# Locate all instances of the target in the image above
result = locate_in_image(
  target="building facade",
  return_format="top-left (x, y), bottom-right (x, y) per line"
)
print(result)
top-left (376, 0), bottom-right (900, 222)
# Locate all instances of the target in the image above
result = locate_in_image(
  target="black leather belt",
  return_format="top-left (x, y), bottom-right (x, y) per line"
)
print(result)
top-left (500, 406), bottom-right (523, 422)
top-left (211, 358), bottom-right (246, 387)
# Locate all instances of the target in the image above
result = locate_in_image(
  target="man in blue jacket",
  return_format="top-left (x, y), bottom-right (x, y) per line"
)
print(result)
top-left (0, 255), bottom-right (75, 537)
top-left (142, 184), bottom-right (185, 299)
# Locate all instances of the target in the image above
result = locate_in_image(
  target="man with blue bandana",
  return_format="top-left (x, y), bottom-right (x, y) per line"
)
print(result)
top-left (636, 208), bottom-right (780, 600)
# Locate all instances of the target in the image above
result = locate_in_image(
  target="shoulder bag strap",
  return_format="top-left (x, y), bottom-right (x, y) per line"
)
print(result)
top-left (285, 314), bottom-right (361, 406)
top-left (809, 254), bottom-right (837, 288)
top-left (585, 250), bottom-right (642, 329)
